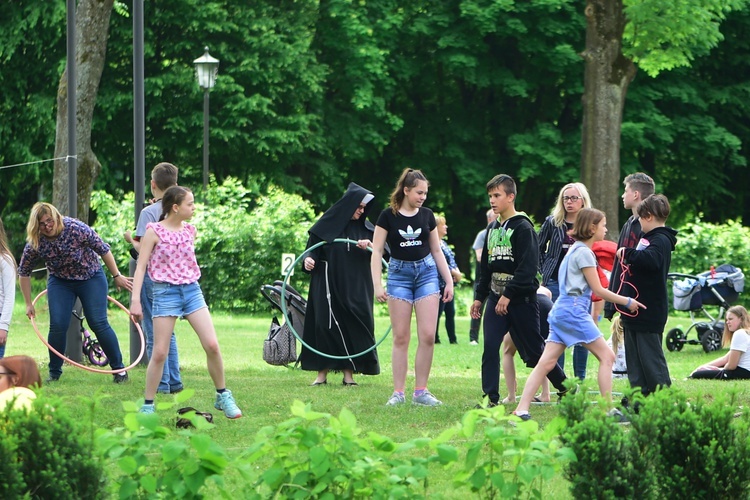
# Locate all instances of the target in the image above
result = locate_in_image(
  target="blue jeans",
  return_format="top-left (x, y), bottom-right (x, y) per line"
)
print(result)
top-left (143, 274), bottom-right (182, 393)
top-left (549, 279), bottom-right (588, 379)
top-left (47, 270), bottom-right (124, 377)
top-left (387, 256), bottom-right (440, 303)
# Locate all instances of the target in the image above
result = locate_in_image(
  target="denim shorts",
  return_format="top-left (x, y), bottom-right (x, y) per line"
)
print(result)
top-left (387, 255), bottom-right (440, 303)
top-left (152, 281), bottom-right (207, 318)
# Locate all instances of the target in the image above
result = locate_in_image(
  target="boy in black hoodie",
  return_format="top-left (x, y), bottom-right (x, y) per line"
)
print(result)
top-left (470, 175), bottom-right (568, 406)
top-left (615, 194), bottom-right (677, 395)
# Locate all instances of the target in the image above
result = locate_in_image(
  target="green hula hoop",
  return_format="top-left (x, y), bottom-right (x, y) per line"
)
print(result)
top-left (281, 238), bottom-right (391, 360)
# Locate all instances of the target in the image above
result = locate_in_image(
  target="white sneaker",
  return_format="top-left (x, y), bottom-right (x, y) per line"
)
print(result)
top-left (386, 392), bottom-right (406, 406)
top-left (470, 340), bottom-right (479, 345)
top-left (412, 390), bottom-right (442, 406)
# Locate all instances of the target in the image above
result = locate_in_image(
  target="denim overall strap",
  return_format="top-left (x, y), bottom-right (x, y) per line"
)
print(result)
top-left (558, 241), bottom-right (585, 297)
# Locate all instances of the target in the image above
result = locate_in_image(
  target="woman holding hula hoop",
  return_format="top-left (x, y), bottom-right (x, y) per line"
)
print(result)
top-left (371, 168), bottom-right (454, 406)
top-left (300, 182), bottom-right (380, 386)
top-left (18, 202), bottom-right (132, 383)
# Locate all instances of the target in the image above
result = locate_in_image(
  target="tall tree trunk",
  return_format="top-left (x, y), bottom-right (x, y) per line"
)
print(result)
top-left (579, 0), bottom-right (637, 237)
top-left (53, 0), bottom-right (114, 222)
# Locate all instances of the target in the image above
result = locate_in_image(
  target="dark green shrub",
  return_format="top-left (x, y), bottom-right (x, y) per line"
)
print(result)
top-left (0, 430), bottom-right (24, 498)
top-left (633, 391), bottom-right (750, 499)
top-left (560, 388), bottom-right (750, 499)
top-left (0, 396), bottom-right (105, 499)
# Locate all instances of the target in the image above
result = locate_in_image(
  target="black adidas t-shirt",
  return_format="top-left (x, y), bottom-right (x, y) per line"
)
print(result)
top-left (376, 207), bottom-right (436, 261)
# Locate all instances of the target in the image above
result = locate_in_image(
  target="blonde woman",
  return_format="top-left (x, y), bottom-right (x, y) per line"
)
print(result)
top-left (690, 306), bottom-right (750, 380)
top-left (538, 182), bottom-right (592, 379)
top-left (18, 203), bottom-right (132, 383)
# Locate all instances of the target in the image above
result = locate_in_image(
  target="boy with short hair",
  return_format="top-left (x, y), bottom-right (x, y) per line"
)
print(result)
top-left (615, 194), bottom-right (677, 394)
top-left (604, 172), bottom-right (655, 321)
top-left (125, 162), bottom-right (183, 394)
top-left (470, 174), bottom-right (567, 406)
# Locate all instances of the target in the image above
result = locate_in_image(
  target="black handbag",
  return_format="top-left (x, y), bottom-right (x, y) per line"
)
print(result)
top-left (263, 316), bottom-right (297, 366)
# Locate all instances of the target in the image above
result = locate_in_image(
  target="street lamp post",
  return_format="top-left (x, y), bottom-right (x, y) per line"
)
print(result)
top-left (193, 47), bottom-right (219, 198)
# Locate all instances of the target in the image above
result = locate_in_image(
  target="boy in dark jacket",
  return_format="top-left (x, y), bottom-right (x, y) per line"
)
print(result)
top-left (604, 172), bottom-right (655, 321)
top-left (616, 194), bottom-right (677, 395)
top-left (470, 174), bottom-right (567, 406)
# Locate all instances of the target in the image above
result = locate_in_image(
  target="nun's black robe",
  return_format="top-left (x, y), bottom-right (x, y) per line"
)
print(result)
top-left (299, 183), bottom-right (380, 375)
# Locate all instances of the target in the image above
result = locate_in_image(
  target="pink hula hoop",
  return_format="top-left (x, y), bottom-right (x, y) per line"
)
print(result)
top-left (30, 289), bottom-right (146, 374)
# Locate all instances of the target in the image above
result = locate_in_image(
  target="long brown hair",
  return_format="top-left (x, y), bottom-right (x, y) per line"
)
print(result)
top-left (723, 305), bottom-right (750, 348)
top-left (161, 186), bottom-right (192, 220)
top-left (0, 217), bottom-right (16, 269)
top-left (389, 168), bottom-right (428, 214)
top-left (26, 202), bottom-right (64, 250)
top-left (0, 355), bottom-right (42, 389)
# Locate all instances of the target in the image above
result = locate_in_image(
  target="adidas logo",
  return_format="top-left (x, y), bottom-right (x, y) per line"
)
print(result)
top-left (398, 225), bottom-right (423, 247)
top-left (398, 225), bottom-right (421, 240)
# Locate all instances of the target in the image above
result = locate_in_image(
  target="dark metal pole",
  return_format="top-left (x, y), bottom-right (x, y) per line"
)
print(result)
top-left (203, 89), bottom-right (209, 201)
top-left (130, 0), bottom-right (147, 365)
top-left (64, 0), bottom-right (82, 362)
top-left (66, 0), bottom-right (77, 219)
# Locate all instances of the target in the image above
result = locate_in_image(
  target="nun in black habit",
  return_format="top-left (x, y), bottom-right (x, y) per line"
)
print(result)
top-left (300, 183), bottom-right (381, 386)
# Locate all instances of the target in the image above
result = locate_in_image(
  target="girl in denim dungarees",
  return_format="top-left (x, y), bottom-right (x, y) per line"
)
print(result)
top-left (512, 209), bottom-right (643, 420)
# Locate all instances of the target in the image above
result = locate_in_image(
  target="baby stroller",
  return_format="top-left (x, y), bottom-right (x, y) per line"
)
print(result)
top-left (666, 264), bottom-right (745, 353)
top-left (259, 280), bottom-right (307, 366)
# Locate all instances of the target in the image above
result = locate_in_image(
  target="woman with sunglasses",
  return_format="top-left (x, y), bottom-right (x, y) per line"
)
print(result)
top-left (538, 183), bottom-right (592, 379)
top-left (18, 203), bottom-right (132, 383)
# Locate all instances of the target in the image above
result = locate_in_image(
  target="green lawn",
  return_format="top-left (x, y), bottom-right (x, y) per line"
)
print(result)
top-left (6, 292), bottom-right (750, 498)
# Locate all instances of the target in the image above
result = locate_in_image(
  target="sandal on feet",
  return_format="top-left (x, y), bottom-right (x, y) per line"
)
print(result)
top-left (501, 396), bottom-right (516, 404)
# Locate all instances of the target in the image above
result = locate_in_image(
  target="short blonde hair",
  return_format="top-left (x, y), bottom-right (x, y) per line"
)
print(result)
top-left (26, 202), bottom-right (64, 250)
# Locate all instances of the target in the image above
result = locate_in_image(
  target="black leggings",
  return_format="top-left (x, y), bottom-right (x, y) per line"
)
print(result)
top-left (690, 366), bottom-right (750, 380)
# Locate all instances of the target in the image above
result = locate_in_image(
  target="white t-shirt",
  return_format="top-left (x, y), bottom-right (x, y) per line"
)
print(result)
top-left (730, 329), bottom-right (750, 371)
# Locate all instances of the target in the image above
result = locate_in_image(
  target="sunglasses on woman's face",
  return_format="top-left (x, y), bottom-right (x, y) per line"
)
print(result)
top-left (563, 196), bottom-right (581, 202)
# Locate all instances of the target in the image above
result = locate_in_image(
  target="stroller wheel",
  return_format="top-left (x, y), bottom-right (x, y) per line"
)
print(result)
top-left (701, 329), bottom-right (722, 353)
top-left (666, 328), bottom-right (685, 352)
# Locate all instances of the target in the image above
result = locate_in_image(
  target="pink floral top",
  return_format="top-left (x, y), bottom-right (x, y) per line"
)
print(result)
top-left (147, 222), bottom-right (201, 285)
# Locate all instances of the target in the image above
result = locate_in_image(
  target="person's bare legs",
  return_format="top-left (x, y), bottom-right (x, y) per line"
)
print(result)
top-left (504, 333), bottom-right (551, 403)
top-left (313, 369), bottom-right (329, 384)
top-left (414, 295), bottom-right (440, 388)
top-left (515, 342), bottom-right (566, 414)
top-left (502, 333), bottom-right (517, 402)
top-left (388, 299), bottom-right (414, 392)
top-left (185, 307), bottom-right (225, 389)
top-left (145, 316), bottom-right (178, 400)
top-left (343, 369), bottom-right (356, 384)
top-left (585, 337), bottom-right (615, 399)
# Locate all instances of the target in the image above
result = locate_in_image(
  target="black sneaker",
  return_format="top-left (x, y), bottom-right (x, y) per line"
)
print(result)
top-left (46, 375), bottom-right (60, 383)
top-left (474, 401), bottom-right (499, 409)
top-left (113, 372), bottom-right (129, 384)
top-left (511, 411), bottom-right (532, 421)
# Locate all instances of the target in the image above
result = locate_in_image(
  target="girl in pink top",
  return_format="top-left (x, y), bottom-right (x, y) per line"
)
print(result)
top-left (131, 186), bottom-right (242, 419)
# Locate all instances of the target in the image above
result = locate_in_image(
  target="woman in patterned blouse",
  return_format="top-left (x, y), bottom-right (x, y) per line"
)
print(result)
top-left (18, 202), bottom-right (132, 383)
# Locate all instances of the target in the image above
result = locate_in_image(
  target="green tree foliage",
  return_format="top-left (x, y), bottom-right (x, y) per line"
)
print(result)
top-left (3, 0), bottom-right (750, 271)
top-left (0, 2), bottom-right (65, 214)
